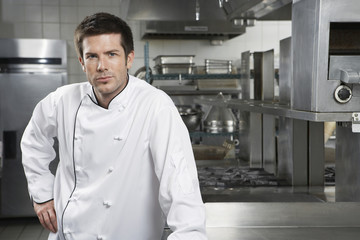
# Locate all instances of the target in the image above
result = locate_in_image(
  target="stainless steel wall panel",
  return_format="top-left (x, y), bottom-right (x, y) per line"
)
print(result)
top-left (336, 124), bottom-right (360, 201)
top-left (238, 51), bottom-right (251, 162)
top-left (292, 119), bottom-right (308, 186)
top-left (279, 37), bottom-right (292, 105)
top-left (308, 121), bottom-right (325, 186)
top-left (277, 117), bottom-right (293, 183)
top-left (263, 114), bottom-right (276, 174)
top-left (249, 112), bottom-right (262, 168)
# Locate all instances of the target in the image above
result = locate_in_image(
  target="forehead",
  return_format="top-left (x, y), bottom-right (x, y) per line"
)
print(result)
top-left (82, 33), bottom-right (123, 53)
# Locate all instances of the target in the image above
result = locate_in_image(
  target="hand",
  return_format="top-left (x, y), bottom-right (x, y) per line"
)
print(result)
top-left (33, 200), bottom-right (58, 233)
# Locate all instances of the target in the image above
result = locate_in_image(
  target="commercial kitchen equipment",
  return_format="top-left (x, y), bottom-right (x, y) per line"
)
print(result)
top-left (292, 0), bottom-right (360, 112)
top-left (291, 0), bottom-right (360, 201)
top-left (0, 38), bottom-right (67, 217)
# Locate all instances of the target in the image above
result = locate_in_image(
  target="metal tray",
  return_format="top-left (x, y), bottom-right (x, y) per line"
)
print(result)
top-left (153, 55), bottom-right (195, 65)
top-left (154, 64), bottom-right (194, 74)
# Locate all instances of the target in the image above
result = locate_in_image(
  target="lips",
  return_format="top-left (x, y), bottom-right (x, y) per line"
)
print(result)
top-left (96, 75), bottom-right (112, 83)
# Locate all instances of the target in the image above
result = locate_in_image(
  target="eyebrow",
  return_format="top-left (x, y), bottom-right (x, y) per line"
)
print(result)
top-left (84, 49), bottom-right (121, 56)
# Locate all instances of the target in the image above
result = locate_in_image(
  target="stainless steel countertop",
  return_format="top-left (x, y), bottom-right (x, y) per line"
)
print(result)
top-left (194, 98), bottom-right (354, 122)
top-left (205, 202), bottom-right (360, 240)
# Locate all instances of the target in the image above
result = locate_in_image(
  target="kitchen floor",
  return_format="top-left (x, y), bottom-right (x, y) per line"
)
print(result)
top-left (0, 217), bottom-right (49, 240)
top-left (0, 187), bottom-right (336, 240)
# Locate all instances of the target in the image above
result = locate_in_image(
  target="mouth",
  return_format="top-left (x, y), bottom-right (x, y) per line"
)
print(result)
top-left (96, 75), bottom-right (112, 83)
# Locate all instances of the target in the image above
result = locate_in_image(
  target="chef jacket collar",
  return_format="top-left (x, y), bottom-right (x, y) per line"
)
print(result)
top-left (86, 74), bottom-right (131, 110)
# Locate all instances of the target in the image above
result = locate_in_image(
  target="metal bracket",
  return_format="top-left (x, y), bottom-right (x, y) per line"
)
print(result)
top-left (352, 113), bottom-right (360, 133)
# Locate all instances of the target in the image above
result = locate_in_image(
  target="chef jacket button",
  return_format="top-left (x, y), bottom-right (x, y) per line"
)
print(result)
top-left (113, 136), bottom-right (122, 141)
top-left (64, 229), bottom-right (71, 234)
top-left (108, 167), bottom-right (114, 173)
top-left (75, 167), bottom-right (82, 172)
top-left (103, 201), bottom-right (112, 208)
top-left (97, 235), bottom-right (105, 240)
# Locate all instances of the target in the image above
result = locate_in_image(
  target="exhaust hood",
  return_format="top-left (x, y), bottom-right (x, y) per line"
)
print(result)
top-left (126, 0), bottom-right (292, 40)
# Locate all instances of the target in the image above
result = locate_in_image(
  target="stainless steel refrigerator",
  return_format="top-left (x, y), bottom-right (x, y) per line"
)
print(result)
top-left (0, 38), bottom-right (67, 217)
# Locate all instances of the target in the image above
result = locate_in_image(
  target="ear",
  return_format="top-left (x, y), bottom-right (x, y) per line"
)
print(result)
top-left (79, 57), bottom-right (86, 72)
top-left (126, 51), bottom-right (135, 70)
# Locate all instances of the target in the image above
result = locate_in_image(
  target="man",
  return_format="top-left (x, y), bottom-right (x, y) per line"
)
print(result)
top-left (21, 12), bottom-right (207, 240)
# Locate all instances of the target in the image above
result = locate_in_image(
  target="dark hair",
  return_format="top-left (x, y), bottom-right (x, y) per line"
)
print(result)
top-left (74, 12), bottom-right (134, 59)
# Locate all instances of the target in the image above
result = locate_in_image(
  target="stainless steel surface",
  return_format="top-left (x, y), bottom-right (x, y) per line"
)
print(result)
top-left (263, 114), bottom-right (276, 174)
top-left (253, 50), bottom-right (276, 173)
top-left (292, 119), bottom-right (309, 186)
top-left (329, 55), bottom-right (360, 81)
top-left (249, 112), bottom-right (262, 168)
top-left (279, 37), bottom-right (292, 105)
top-left (222, 0), bottom-right (292, 21)
top-left (203, 93), bottom-right (237, 133)
top-left (336, 123), bottom-right (360, 201)
top-left (308, 121), bottom-right (325, 186)
top-left (205, 59), bottom-right (232, 74)
top-left (194, 98), bottom-right (354, 122)
top-left (0, 38), bottom-right (67, 217)
top-left (205, 202), bottom-right (360, 240)
top-left (206, 227), bottom-right (360, 240)
top-left (277, 37), bottom-right (293, 184)
top-left (277, 116), bottom-right (294, 183)
top-left (205, 202), bottom-right (360, 239)
top-left (139, 20), bottom-right (246, 40)
top-left (154, 64), bottom-right (195, 74)
top-left (127, 0), bottom-right (291, 40)
top-left (206, 202), bottom-right (360, 227)
top-left (0, 38), bottom-right (67, 72)
top-left (292, 0), bottom-right (360, 112)
top-left (238, 51), bottom-right (251, 162)
top-left (153, 55), bottom-right (195, 65)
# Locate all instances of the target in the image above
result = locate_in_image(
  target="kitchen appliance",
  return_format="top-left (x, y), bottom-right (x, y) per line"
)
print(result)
top-left (292, 0), bottom-right (360, 112)
top-left (0, 38), bottom-right (67, 217)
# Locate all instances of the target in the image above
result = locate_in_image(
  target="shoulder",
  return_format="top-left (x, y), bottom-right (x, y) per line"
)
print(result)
top-left (39, 82), bottom-right (90, 108)
top-left (128, 75), bottom-right (174, 107)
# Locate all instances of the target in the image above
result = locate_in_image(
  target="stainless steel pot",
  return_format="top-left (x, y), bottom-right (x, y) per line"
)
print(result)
top-left (177, 106), bottom-right (203, 131)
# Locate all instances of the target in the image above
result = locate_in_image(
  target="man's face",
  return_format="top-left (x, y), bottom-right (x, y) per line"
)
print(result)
top-left (79, 33), bottom-right (134, 104)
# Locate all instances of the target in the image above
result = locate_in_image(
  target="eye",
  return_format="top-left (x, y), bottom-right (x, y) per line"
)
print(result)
top-left (86, 54), bottom-right (97, 59)
top-left (108, 52), bottom-right (116, 57)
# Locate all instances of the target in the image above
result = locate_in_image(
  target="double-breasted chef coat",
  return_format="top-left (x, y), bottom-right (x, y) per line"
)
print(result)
top-left (21, 75), bottom-right (207, 240)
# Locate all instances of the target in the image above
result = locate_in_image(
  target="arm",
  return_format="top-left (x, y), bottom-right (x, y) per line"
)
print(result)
top-left (149, 105), bottom-right (207, 240)
top-left (21, 92), bottom-right (59, 232)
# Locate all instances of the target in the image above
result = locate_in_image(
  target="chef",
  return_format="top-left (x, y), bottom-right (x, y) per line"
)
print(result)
top-left (21, 12), bottom-right (207, 240)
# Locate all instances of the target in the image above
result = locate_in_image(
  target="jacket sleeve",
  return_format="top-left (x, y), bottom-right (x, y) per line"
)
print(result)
top-left (21, 91), bottom-right (58, 203)
top-left (149, 104), bottom-right (208, 240)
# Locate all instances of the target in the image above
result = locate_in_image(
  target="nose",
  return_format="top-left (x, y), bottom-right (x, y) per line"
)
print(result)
top-left (97, 58), bottom-right (108, 72)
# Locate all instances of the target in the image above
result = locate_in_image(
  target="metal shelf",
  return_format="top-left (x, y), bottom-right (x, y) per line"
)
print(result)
top-left (189, 131), bottom-right (239, 138)
top-left (194, 98), bottom-right (354, 122)
top-left (151, 73), bottom-right (242, 80)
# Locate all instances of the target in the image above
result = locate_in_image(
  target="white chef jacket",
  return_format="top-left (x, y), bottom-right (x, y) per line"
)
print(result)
top-left (21, 75), bottom-right (207, 240)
